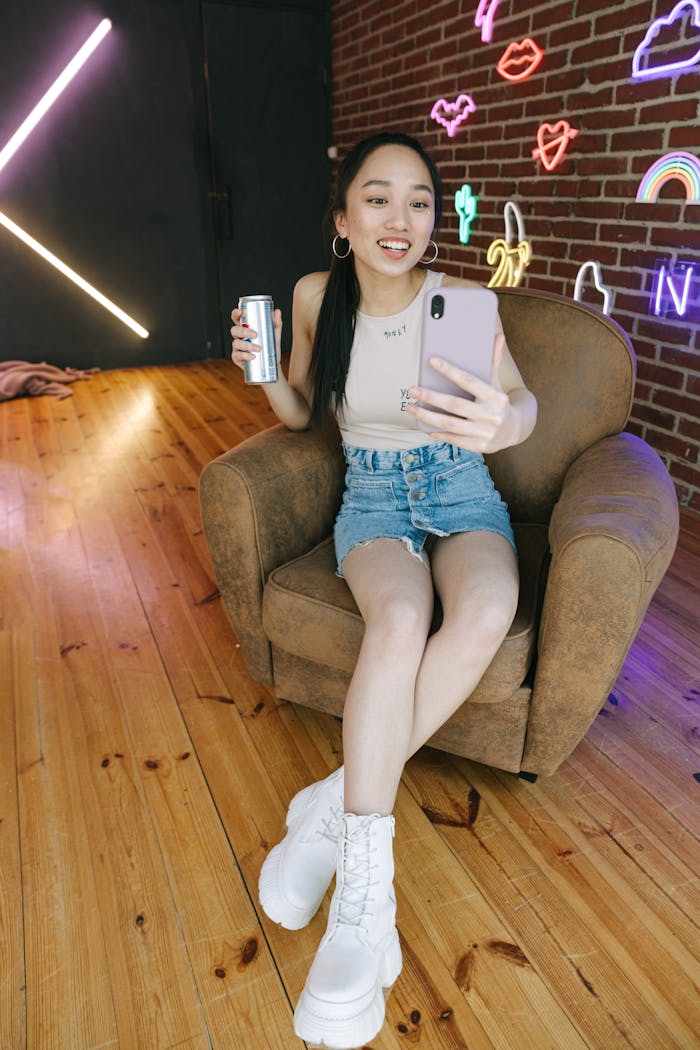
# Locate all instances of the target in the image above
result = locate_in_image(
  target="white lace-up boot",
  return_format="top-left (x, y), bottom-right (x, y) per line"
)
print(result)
top-left (258, 766), bottom-right (344, 930)
top-left (293, 812), bottom-right (402, 1049)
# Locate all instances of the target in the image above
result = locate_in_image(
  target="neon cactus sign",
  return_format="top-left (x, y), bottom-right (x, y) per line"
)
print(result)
top-left (636, 152), bottom-right (700, 202)
top-left (455, 185), bottom-right (478, 244)
top-left (652, 262), bottom-right (696, 317)
top-left (632, 0), bottom-right (700, 79)
top-left (573, 261), bottom-right (614, 316)
top-left (430, 94), bottom-right (477, 137)
top-left (487, 201), bottom-right (531, 288)
top-left (532, 120), bottom-right (579, 172)
top-left (0, 19), bottom-right (149, 339)
top-left (497, 39), bottom-right (544, 82)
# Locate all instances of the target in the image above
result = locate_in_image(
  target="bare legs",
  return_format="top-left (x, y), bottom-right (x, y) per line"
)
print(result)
top-left (341, 531), bottom-right (519, 815)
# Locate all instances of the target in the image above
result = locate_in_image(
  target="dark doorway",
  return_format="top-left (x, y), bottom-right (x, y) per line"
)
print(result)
top-left (202, 0), bottom-right (332, 353)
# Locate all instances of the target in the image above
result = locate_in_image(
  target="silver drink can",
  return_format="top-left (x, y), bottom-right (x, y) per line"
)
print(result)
top-left (238, 294), bottom-right (278, 384)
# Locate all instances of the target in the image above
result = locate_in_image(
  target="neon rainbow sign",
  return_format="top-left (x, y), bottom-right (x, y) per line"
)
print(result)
top-left (0, 19), bottom-right (149, 339)
top-left (636, 152), bottom-right (700, 202)
top-left (455, 185), bottom-right (478, 244)
top-left (430, 94), bottom-right (477, 138)
top-left (632, 0), bottom-right (700, 79)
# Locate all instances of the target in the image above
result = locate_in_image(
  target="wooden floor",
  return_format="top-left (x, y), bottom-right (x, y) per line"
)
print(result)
top-left (1, 359), bottom-right (699, 1050)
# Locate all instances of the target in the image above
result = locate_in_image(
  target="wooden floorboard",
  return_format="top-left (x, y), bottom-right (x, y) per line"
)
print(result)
top-left (1, 359), bottom-right (698, 1050)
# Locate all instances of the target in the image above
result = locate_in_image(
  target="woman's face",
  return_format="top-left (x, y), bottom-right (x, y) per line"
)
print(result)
top-left (335, 144), bottom-right (436, 278)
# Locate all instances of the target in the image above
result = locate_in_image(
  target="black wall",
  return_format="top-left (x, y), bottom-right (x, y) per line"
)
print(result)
top-left (0, 0), bottom-right (330, 370)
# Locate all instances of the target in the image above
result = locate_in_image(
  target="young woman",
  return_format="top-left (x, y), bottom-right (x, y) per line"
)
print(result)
top-left (231, 131), bottom-right (537, 1049)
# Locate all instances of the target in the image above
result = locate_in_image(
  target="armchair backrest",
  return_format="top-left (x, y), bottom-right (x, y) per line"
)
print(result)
top-left (489, 287), bottom-right (636, 523)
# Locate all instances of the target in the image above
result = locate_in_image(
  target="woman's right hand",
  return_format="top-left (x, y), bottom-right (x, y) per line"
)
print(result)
top-left (230, 307), bottom-right (258, 370)
top-left (230, 307), bottom-right (283, 372)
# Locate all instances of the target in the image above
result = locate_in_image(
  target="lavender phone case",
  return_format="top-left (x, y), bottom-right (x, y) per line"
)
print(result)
top-left (417, 286), bottom-right (498, 429)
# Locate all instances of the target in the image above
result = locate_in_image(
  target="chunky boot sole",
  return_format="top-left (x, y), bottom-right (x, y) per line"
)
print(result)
top-left (293, 929), bottom-right (402, 1049)
top-left (259, 781), bottom-right (337, 930)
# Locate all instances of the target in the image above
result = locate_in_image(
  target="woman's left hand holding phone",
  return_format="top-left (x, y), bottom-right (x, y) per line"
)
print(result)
top-left (405, 335), bottom-right (522, 453)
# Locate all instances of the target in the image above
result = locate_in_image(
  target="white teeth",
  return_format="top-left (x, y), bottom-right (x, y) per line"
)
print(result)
top-left (379, 240), bottom-right (410, 250)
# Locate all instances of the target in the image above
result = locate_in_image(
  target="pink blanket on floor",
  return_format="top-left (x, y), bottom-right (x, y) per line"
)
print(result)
top-left (0, 360), bottom-right (100, 401)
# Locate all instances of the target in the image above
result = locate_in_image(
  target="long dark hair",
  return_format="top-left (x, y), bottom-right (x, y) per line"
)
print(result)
top-left (308, 132), bottom-right (443, 429)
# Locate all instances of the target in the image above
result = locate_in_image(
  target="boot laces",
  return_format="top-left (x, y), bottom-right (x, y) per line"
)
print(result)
top-left (316, 803), bottom-right (343, 844)
top-left (336, 820), bottom-right (378, 928)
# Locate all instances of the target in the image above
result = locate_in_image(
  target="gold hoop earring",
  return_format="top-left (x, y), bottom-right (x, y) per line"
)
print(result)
top-left (332, 235), bottom-right (352, 259)
top-left (420, 239), bottom-right (439, 265)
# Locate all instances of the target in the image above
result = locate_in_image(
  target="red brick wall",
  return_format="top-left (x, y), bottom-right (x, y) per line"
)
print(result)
top-left (332, 0), bottom-right (700, 512)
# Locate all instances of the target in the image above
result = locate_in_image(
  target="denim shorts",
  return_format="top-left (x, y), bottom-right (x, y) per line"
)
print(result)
top-left (334, 441), bottom-right (516, 577)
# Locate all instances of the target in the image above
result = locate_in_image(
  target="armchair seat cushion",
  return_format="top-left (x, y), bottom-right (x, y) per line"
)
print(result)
top-left (263, 522), bottom-right (551, 704)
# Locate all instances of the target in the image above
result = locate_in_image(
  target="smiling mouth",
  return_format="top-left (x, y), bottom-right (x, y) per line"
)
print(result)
top-left (378, 239), bottom-right (411, 253)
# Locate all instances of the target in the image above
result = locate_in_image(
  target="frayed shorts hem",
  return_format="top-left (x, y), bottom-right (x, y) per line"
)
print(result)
top-left (333, 441), bottom-right (516, 579)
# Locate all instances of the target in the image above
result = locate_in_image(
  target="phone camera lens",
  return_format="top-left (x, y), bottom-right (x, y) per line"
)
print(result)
top-left (431, 294), bottom-right (444, 319)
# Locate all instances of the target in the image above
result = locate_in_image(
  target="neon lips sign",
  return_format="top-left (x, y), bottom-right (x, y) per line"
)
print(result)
top-left (497, 39), bottom-right (544, 82)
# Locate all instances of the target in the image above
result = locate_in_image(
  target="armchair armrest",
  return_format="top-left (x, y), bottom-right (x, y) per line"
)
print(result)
top-left (199, 424), bottom-right (345, 683)
top-left (522, 432), bottom-right (679, 774)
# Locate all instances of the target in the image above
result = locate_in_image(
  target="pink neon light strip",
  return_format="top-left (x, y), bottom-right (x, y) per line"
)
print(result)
top-left (475, 0), bottom-right (501, 43)
top-left (0, 18), bottom-right (112, 178)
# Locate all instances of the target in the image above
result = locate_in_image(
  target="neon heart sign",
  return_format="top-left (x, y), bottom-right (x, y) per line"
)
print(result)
top-left (430, 94), bottom-right (477, 138)
top-left (532, 120), bottom-right (579, 172)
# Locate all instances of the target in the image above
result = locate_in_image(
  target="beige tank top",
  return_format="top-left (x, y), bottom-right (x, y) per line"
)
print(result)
top-left (335, 270), bottom-right (444, 450)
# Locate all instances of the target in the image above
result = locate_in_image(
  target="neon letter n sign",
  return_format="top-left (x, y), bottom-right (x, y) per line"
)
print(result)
top-left (652, 261), bottom-right (695, 317)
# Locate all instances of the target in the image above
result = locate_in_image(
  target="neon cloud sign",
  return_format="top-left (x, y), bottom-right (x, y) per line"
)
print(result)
top-left (636, 151), bottom-right (700, 202)
top-left (573, 261), bottom-right (614, 315)
top-left (532, 120), bottom-right (579, 172)
top-left (430, 94), bottom-right (477, 137)
top-left (0, 19), bottom-right (149, 339)
top-left (475, 0), bottom-right (501, 43)
top-left (486, 201), bottom-right (531, 288)
top-left (632, 0), bottom-right (700, 79)
top-left (455, 185), bottom-right (478, 244)
top-left (497, 39), bottom-right (544, 82)
top-left (652, 261), bottom-right (695, 317)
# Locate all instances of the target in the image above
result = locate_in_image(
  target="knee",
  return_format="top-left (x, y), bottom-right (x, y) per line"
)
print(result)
top-left (447, 587), bottom-right (518, 654)
top-left (365, 592), bottom-right (431, 652)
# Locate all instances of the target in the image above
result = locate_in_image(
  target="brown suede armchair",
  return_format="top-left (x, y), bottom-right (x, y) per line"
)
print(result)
top-left (199, 287), bottom-right (679, 777)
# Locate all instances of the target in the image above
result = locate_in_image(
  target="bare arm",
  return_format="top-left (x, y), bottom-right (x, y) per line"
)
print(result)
top-left (230, 272), bottom-right (326, 431)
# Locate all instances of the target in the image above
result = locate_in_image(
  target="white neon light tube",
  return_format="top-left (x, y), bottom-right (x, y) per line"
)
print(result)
top-left (0, 209), bottom-right (149, 338)
top-left (0, 18), bottom-right (112, 178)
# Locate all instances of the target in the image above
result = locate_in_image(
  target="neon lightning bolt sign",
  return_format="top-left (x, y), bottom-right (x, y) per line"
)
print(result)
top-left (0, 19), bottom-right (149, 339)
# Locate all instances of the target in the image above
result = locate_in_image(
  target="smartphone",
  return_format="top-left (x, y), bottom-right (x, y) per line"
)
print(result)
top-left (416, 286), bottom-right (498, 430)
